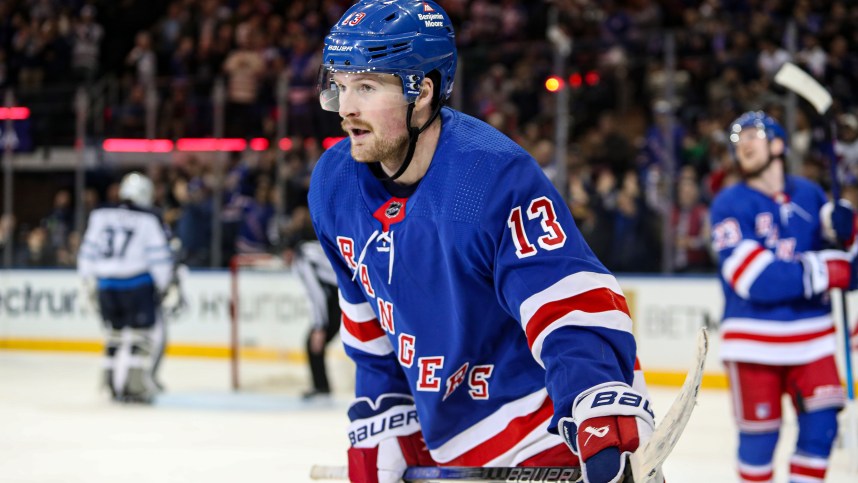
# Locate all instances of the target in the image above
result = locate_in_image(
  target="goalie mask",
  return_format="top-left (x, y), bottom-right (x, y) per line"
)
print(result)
top-left (119, 172), bottom-right (155, 208)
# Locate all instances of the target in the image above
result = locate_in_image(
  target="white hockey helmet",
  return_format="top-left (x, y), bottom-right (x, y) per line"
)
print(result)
top-left (118, 172), bottom-right (154, 208)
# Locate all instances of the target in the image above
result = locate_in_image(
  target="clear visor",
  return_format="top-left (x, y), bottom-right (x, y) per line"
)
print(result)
top-left (729, 125), bottom-right (767, 144)
top-left (317, 66), bottom-right (424, 112)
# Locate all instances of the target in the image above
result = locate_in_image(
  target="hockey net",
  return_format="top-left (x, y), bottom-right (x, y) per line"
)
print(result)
top-left (228, 253), bottom-right (309, 392)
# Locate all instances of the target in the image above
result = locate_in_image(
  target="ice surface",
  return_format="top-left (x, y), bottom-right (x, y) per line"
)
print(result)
top-left (1, 351), bottom-right (854, 482)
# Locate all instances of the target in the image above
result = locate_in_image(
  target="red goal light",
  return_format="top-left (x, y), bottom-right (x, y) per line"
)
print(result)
top-left (544, 76), bottom-right (564, 92)
top-left (568, 73), bottom-right (583, 89)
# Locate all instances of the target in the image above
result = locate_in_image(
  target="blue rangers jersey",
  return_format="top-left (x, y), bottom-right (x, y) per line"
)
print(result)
top-left (710, 176), bottom-right (837, 366)
top-left (309, 108), bottom-right (641, 466)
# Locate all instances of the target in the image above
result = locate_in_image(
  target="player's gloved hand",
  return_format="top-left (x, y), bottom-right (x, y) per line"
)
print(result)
top-left (160, 264), bottom-right (189, 317)
top-left (559, 383), bottom-right (656, 483)
top-left (821, 199), bottom-right (857, 249)
top-left (801, 250), bottom-right (852, 296)
top-left (347, 396), bottom-right (433, 483)
top-left (80, 277), bottom-right (99, 312)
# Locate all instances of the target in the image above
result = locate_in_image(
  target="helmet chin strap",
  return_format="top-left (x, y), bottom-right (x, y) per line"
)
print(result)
top-left (370, 100), bottom-right (443, 182)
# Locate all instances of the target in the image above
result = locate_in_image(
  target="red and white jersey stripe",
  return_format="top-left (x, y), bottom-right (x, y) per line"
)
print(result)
top-left (430, 389), bottom-right (565, 466)
top-left (721, 240), bottom-right (775, 298)
top-left (518, 272), bottom-right (632, 367)
top-left (720, 315), bottom-right (836, 365)
top-left (338, 292), bottom-right (393, 356)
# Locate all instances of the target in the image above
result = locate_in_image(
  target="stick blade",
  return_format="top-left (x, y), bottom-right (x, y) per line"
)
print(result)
top-left (774, 62), bottom-right (833, 115)
top-left (630, 327), bottom-right (709, 482)
top-left (310, 465), bottom-right (348, 480)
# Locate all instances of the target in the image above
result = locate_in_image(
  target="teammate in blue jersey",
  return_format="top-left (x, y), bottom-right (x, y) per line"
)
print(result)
top-left (308, 2), bottom-right (659, 482)
top-left (710, 112), bottom-right (854, 482)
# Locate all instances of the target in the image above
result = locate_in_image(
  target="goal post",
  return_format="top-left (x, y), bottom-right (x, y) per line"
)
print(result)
top-left (227, 251), bottom-right (354, 394)
top-left (228, 252), bottom-right (289, 391)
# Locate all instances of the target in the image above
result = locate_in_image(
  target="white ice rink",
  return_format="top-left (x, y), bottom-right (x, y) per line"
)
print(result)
top-left (1, 350), bottom-right (855, 483)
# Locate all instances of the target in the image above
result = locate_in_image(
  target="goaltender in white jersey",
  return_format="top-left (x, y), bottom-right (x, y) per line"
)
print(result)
top-left (78, 172), bottom-right (176, 403)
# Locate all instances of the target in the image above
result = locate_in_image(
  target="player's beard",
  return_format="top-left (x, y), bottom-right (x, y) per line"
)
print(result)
top-left (348, 125), bottom-right (410, 171)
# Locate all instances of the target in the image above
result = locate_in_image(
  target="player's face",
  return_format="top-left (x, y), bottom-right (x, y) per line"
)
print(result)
top-left (732, 127), bottom-right (770, 172)
top-left (333, 73), bottom-right (410, 164)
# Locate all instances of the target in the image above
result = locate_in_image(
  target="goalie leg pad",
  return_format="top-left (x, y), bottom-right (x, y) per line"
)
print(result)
top-left (113, 328), bottom-right (157, 402)
top-left (103, 329), bottom-right (122, 397)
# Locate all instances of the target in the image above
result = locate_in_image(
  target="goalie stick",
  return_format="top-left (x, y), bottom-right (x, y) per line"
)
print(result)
top-left (774, 61), bottom-right (858, 471)
top-left (310, 328), bottom-right (708, 482)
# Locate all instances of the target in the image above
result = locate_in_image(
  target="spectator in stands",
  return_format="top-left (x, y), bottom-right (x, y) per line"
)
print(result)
top-left (285, 31), bottom-right (323, 138)
top-left (609, 170), bottom-right (662, 272)
top-left (16, 226), bottom-right (56, 267)
top-left (41, 188), bottom-right (72, 253)
top-left (13, 16), bottom-right (45, 89)
top-left (671, 167), bottom-right (712, 272)
top-left (71, 5), bottom-right (104, 83)
top-left (236, 175), bottom-right (276, 254)
top-left (836, 113), bottom-right (858, 185)
top-left (222, 25), bottom-right (265, 137)
top-left (757, 35), bottom-right (791, 79)
top-left (796, 32), bottom-right (827, 79)
top-left (175, 159), bottom-right (213, 267)
top-left (125, 31), bottom-right (156, 88)
top-left (0, 214), bottom-right (15, 260)
top-left (115, 83), bottom-right (147, 137)
top-left (824, 35), bottom-right (858, 109)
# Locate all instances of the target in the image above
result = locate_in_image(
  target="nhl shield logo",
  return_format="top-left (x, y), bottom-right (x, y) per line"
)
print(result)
top-left (386, 201), bottom-right (403, 219)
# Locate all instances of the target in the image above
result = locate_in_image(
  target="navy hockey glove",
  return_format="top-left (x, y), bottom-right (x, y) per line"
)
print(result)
top-left (821, 199), bottom-right (857, 249)
top-left (558, 383), bottom-right (657, 483)
top-left (347, 395), bottom-right (433, 483)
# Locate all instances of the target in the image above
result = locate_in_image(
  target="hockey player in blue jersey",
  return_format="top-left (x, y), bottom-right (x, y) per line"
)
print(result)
top-left (308, 2), bottom-right (660, 482)
top-left (710, 111), bottom-right (854, 482)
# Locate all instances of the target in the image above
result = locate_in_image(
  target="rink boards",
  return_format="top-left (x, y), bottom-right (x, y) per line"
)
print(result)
top-left (2, 269), bottom-right (856, 389)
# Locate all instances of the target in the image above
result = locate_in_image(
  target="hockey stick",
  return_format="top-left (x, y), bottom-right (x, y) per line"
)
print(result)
top-left (310, 328), bottom-right (709, 482)
top-left (627, 326), bottom-right (708, 482)
top-left (309, 465), bottom-right (581, 482)
top-left (775, 61), bottom-right (858, 470)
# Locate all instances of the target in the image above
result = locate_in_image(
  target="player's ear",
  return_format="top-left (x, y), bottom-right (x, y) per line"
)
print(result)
top-left (770, 137), bottom-right (785, 156)
top-left (414, 76), bottom-right (434, 112)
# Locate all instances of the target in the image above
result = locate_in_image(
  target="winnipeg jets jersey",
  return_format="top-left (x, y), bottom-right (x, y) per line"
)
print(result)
top-left (78, 203), bottom-right (173, 292)
top-left (309, 108), bottom-right (638, 466)
top-left (710, 176), bottom-right (836, 365)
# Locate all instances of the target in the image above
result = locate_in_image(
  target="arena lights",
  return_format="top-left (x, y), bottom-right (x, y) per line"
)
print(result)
top-left (585, 71), bottom-right (600, 86)
top-left (545, 71), bottom-right (601, 92)
top-left (544, 76), bottom-right (564, 93)
top-left (176, 138), bottom-right (247, 151)
top-left (102, 137), bottom-right (347, 153)
top-left (103, 139), bottom-right (174, 153)
top-left (0, 107), bottom-right (30, 120)
top-left (322, 137), bottom-right (346, 149)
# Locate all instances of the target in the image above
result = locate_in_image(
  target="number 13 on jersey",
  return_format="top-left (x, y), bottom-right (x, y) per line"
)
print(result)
top-left (507, 196), bottom-right (567, 258)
